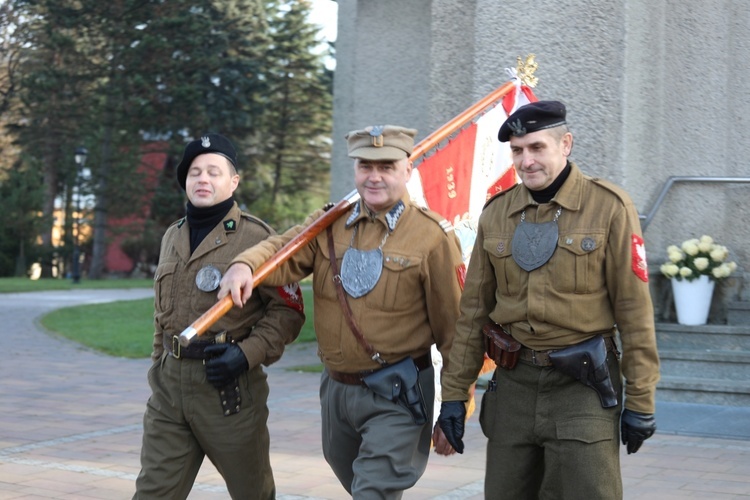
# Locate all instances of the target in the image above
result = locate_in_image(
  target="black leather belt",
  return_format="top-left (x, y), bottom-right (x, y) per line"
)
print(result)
top-left (328, 353), bottom-right (432, 386)
top-left (519, 336), bottom-right (618, 367)
top-left (163, 333), bottom-right (237, 360)
top-left (163, 335), bottom-right (214, 359)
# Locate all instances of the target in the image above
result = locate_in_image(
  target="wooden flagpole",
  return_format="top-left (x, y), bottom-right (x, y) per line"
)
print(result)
top-left (179, 80), bottom-right (517, 347)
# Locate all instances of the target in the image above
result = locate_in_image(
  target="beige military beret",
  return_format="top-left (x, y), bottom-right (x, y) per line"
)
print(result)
top-left (346, 125), bottom-right (417, 161)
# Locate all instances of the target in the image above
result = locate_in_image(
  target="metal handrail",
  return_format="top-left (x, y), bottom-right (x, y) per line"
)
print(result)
top-left (640, 176), bottom-right (750, 231)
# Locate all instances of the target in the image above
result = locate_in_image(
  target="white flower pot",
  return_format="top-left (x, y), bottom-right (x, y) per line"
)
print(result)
top-left (671, 275), bottom-right (715, 325)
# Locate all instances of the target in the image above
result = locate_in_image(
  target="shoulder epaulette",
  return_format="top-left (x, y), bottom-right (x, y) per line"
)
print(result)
top-left (483, 183), bottom-right (521, 210)
top-left (240, 212), bottom-right (275, 235)
top-left (413, 204), bottom-right (455, 234)
top-left (587, 176), bottom-right (633, 206)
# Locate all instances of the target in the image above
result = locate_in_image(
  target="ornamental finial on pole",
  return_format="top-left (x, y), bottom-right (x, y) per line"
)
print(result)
top-left (516, 54), bottom-right (538, 88)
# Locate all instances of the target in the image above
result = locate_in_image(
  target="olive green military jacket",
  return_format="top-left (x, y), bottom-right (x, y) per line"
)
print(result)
top-left (442, 163), bottom-right (660, 413)
top-left (231, 196), bottom-right (464, 373)
top-left (152, 202), bottom-right (305, 368)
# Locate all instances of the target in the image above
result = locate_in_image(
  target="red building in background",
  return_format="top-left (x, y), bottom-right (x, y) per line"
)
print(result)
top-left (104, 143), bottom-right (170, 275)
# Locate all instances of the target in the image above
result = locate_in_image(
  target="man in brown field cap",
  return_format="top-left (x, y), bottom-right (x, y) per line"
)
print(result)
top-left (219, 125), bottom-right (465, 498)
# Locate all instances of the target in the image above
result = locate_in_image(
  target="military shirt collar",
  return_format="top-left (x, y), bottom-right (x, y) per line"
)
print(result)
top-left (179, 201), bottom-right (242, 262)
top-left (223, 218), bottom-right (238, 232)
top-left (216, 202), bottom-right (242, 238)
top-left (508, 162), bottom-right (585, 216)
top-left (345, 197), bottom-right (407, 233)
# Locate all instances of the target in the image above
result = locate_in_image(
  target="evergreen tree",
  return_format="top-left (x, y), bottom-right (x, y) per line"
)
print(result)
top-left (0, 161), bottom-right (46, 276)
top-left (9, 0), bottom-right (98, 277)
top-left (243, 0), bottom-right (332, 229)
top-left (0, 0), bottom-right (333, 277)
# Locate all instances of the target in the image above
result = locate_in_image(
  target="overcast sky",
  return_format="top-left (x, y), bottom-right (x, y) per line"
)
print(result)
top-left (309, 0), bottom-right (338, 42)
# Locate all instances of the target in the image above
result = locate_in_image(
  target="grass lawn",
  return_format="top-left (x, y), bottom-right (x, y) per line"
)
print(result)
top-left (0, 277), bottom-right (154, 293)
top-left (40, 287), bottom-right (316, 359)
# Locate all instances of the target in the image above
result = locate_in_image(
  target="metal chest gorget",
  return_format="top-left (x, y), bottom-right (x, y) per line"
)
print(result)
top-left (340, 226), bottom-right (388, 298)
top-left (340, 200), bottom-right (404, 298)
top-left (511, 207), bottom-right (562, 272)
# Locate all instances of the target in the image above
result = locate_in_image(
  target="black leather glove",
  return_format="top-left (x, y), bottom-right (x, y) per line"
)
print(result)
top-left (621, 409), bottom-right (656, 454)
top-left (437, 401), bottom-right (467, 454)
top-left (204, 343), bottom-right (249, 389)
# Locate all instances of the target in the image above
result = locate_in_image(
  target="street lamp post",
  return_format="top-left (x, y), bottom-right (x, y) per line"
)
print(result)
top-left (71, 146), bottom-right (88, 284)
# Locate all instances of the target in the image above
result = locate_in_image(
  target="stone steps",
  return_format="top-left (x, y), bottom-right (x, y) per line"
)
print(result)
top-left (658, 350), bottom-right (750, 379)
top-left (655, 323), bottom-right (750, 406)
top-left (657, 376), bottom-right (750, 406)
top-left (655, 323), bottom-right (750, 350)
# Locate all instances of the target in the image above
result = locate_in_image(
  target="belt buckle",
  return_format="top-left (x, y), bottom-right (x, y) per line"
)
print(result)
top-left (171, 336), bottom-right (181, 359)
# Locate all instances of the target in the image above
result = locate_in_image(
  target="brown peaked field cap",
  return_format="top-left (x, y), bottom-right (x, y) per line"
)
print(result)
top-left (346, 125), bottom-right (417, 161)
top-left (176, 133), bottom-right (237, 190)
top-left (498, 100), bottom-right (567, 142)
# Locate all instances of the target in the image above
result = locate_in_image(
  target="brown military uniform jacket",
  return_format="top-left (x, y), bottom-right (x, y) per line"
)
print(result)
top-left (442, 163), bottom-right (660, 413)
top-left (152, 202), bottom-right (305, 368)
top-left (232, 195), bottom-right (464, 373)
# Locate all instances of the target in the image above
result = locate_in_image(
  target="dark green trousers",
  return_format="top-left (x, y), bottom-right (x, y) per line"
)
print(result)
top-left (479, 352), bottom-right (623, 500)
top-left (134, 353), bottom-right (274, 500)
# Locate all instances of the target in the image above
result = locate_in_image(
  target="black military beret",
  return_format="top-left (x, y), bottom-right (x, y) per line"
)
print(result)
top-left (176, 133), bottom-right (237, 190)
top-left (498, 100), bottom-right (567, 142)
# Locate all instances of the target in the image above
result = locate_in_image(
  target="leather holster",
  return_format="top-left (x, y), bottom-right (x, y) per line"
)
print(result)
top-left (362, 357), bottom-right (427, 425)
top-left (548, 335), bottom-right (618, 408)
top-left (483, 323), bottom-right (521, 370)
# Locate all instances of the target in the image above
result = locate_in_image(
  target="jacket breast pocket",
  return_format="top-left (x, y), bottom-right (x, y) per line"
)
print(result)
top-left (314, 241), bottom-right (348, 301)
top-left (154, 261), bottom-right (178, 312)
top-left (483, 236), bottom-right (521, 296)
top-left (365, 253), bottom-right (422, 311)
top-left (552, 232), bottom-right (606, 294)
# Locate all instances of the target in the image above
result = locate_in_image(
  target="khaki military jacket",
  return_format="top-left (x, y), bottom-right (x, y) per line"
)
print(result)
top-left (442, 163), bottom-right (660, 413)
top-left (232, 196), bottom-right (464, 373)
top-left (152, 202), bottom-right (305, 368)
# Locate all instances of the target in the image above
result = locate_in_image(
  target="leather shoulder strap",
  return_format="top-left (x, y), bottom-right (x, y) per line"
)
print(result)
top-left (326, 226), bottom-right (385, 365)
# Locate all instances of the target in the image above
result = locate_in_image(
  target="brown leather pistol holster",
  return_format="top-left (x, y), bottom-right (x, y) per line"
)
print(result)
top-left (483, 323), bottom-right (522, 370)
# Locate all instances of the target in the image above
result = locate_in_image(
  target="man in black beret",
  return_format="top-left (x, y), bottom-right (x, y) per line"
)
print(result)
top-left (437, 101), bottom-right (660, 499)
top-left (175, 133), bottom-right (238, 191)
top-left (134, 133), bottom-right (305, 499)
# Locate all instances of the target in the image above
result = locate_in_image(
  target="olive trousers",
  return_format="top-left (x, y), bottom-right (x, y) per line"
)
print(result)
top-left (479, 352), bottom-right (623, 500)
top-left (133, 353), bottom-right (274, 500)
top-left (320, 366), bottom-right (434, 499)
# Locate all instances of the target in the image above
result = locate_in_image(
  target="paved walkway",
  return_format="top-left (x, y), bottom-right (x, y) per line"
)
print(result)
top-left (0, 288), bottom-right (749, 499)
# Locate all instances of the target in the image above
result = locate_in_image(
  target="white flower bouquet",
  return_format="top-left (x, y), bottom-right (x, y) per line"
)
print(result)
top-left (660, 235), bottom-right (737, 282)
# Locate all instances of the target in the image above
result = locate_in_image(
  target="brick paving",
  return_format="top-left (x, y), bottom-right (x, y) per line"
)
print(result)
top-left (0, 288), bottom-right (749, 499)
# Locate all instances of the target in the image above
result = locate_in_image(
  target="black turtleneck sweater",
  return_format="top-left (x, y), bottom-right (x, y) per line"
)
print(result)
top-left (186, 197), bottom-right (234, 254)
top-left (529, 161), bottom-right (572, 204)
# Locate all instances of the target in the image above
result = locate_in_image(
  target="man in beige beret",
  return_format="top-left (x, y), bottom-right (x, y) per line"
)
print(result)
top-left (219, 125), bottom-right (464, 497)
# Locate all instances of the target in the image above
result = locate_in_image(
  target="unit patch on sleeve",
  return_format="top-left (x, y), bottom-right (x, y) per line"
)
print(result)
top-left (278, 283), bottom-right (304, 312)
top-left (456, 263), bottom-right (467, 290)
top-left (631, 234), bottom-right (649, 282)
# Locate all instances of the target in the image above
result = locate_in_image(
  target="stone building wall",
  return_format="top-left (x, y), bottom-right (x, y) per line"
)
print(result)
top-left (331, 0), bottom-right (750, 317)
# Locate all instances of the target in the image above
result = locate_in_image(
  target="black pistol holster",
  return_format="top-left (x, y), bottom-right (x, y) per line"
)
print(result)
top-left (363, 357), bottom-right (428, 425)
top-left (548, 335), bottom-right (618, 408)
